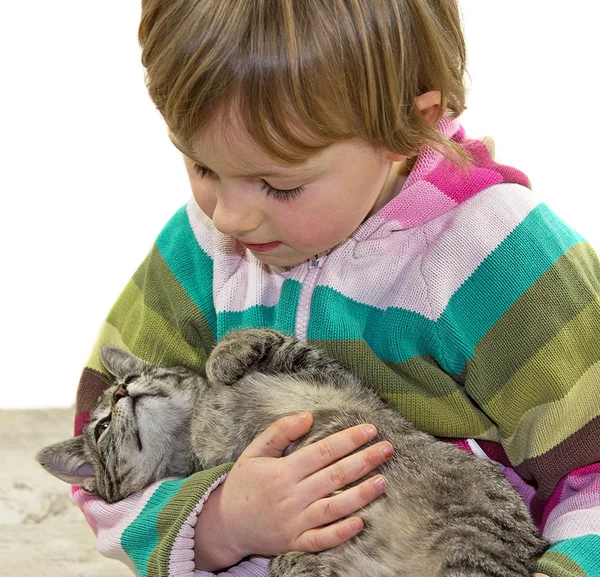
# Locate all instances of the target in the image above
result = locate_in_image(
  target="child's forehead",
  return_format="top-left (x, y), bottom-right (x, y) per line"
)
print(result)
top-left (172, 104), bottom-right (335, 168)
top-left (169, 123), bottom-right (329, 176)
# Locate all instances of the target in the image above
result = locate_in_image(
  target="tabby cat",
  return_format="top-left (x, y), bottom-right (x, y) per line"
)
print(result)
top-left (38, 329), bottom-right (547, 577)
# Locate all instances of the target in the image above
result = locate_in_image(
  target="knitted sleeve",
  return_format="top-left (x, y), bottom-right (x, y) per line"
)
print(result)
top-left (425, 189), bottom-right (600, 577)
top-left (73, 204), bottom-right (269, 577)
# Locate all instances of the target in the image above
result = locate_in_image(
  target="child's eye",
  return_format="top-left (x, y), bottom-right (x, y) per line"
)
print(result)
top-left (193, 163), bottom-right (215, 178)
top-left (193, 163), bottom-right (303, 201)
top-left (261, 182), bottom-right (304, 201)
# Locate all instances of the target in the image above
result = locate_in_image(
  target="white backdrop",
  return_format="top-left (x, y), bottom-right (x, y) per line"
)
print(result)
top-left (1, 1), bottom-right (599, 408)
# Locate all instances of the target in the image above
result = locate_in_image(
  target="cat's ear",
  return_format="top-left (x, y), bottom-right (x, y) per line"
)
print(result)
top-left (36, 436), bottom-right (96, 492)
top-left (100, 346), bottom-right (146, 379)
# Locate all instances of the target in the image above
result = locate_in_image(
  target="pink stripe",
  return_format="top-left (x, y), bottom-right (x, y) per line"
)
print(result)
top-left (440, 438), bottom-right (473, 452)
top-left (379, 115), bottom-right (531, 230)
top-left (540, 463), bottom-right (600, 530)
top-left (74, 411), bottom-right (89, 436)
top-left (72, 486), bottom-right (98, 535)
top-left (502, 467), bottom-right (536, 508)
top-left (425, 164), bottom-right (504, 204)
top-left (380, 180), bottom-right (458, 228)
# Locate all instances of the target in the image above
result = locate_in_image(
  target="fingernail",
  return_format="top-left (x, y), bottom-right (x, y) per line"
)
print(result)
top-left (296, 412), bottom-right (309, 422)
top-left (381, 443), bottom-right (393, 458)
top-left (373, 476), bottom-right (387, 493)
top-left (350, 518), bottom-right (362, 531)
top-left (364, 425), bottom-right (377, 437)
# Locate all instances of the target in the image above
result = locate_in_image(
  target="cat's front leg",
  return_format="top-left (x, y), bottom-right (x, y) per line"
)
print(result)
top-left (269, 551), bottom-right (332, 577)
top-left (206, 329), bottom-right (346, 387)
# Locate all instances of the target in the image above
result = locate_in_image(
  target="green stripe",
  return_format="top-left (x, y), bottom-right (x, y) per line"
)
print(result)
top-left (439, 204), bottom-right (585, 375)
top-left (155, 205), bottom-right (217, 336)
top-left (539, 535), bottom-right (600, 577)
top-left (465, 243), bottom-right (600, 406)
top-left (536, 550), bottom-right (588, 577)
top-left (217, 279), bottom-right (301, 339)
top-left (307, 286), bottom-right (442, 363)
top-left (312, 339), bottom-right (494, 438)
top-left (106, 276), bottom-right (208, 373)
top-left (487, 296), bottom-right (600, 430)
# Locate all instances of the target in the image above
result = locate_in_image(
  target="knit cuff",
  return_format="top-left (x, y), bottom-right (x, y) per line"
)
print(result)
top-left (170, 472), bottom-right (230, 577)
top-left (173, 472), bottom-right (270, 577)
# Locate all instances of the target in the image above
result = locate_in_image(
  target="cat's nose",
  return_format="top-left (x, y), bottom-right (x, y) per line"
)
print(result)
top-left (113, 384), bottom-right (128, 403)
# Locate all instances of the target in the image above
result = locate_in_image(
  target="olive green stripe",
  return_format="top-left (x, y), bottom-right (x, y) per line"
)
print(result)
top-left (104, 276), bottom-right (208, 372)
top-left (502, 360), bottom-right (600, 465)
top-left (485, 295), bottom-right (600, 453)
top-left (132, 245), bottom-right (216, 370)
top-left (465, 243), bottom-right (600, 407)
top-left (536, 550), bottom-right (588, 577)
top-left (149, 464), bottom-right (232, 577)
top-left (311, 339), bottom-right (496, 439)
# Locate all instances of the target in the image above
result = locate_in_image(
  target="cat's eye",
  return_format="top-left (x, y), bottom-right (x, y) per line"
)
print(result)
top-left (123, 375), bottom-right (137, 385)
top-left (94, 417), bottom-right (111, 442)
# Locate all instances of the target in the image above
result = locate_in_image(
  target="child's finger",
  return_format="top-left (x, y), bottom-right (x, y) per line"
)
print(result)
top-left (303, 440), bottom-right (392, 498)
top-left (241, 412), bottom-right (314, 458)
top-left (303, 474), bottom-right (387, 531)
top-left (288, 424), bottom-right (379, 479)
top-left (293, 515), bottom-right (365, 553)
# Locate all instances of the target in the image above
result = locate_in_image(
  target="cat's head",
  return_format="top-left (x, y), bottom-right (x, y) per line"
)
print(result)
top-left (37, 346), bottom-right (206, 503)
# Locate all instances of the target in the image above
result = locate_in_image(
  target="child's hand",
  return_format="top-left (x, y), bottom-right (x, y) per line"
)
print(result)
top-left (194, 412), bottom-right (392, 570)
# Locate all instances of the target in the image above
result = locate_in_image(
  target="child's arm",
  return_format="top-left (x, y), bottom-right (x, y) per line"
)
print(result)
top-left (424, 187), bottom-right (600, 577)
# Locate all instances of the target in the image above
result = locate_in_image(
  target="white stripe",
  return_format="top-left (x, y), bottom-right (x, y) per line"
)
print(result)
top-left (544, 505), bottom-right (600, 543)
top-left (421, 183), bottom-right (540, 319)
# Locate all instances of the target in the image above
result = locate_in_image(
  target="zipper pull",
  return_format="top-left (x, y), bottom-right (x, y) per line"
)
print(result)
top-left (309, 249), bottom-right (332, 269)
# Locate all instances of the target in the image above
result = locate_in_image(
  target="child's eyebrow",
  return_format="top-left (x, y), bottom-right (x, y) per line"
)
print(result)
top-left (168, 135), bottom-right (312, 178)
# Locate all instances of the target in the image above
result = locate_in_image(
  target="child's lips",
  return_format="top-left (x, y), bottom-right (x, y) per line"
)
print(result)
top-left (239, 240), bottom-right (282, 252)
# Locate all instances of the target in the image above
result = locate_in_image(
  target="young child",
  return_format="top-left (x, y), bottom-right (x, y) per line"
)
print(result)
top-left (72, 1), bottom-right (600, 576)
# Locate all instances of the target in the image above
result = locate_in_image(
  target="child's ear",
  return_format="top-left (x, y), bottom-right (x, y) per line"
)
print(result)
top-left (415, 90), bottom-right (442, 126)
top-left (100, 346), bottom-right (146, 379)
top-left (36, 436), bottom-right (96, 492)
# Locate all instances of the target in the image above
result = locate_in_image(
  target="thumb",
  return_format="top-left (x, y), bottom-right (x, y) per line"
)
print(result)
top-left (242, 412), bottom-right (313, 458)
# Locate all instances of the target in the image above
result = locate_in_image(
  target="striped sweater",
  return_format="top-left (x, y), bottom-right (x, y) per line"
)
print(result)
top-left (74, 116), bottom-right (600, 577)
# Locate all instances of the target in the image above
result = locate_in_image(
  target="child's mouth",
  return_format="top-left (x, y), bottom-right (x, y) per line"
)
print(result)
top-left (239, 241), bottom-right (282, 253)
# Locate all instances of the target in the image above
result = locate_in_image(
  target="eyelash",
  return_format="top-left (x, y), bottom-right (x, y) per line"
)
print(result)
top-left (192, 163), bottom-right (304, 201)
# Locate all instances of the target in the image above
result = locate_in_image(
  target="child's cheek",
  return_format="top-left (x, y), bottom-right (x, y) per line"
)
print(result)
top-left (191, 186), bottom-right (217, 220)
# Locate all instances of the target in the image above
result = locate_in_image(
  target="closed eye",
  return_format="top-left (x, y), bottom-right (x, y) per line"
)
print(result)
top-left (192, 163), bottom-right (304, 201)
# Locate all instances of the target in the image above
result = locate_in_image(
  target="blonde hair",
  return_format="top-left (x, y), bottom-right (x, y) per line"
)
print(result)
top-left (139, 0), bottom-right (469, 165)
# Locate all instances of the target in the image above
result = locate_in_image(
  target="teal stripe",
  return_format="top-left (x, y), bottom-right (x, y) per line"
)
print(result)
top-left (548, 535), bottom-right (600, 576)
top-left (439, 204), bottom-right (585, 375)
top-left (121, 478), bottom-right (188, 577)
top-left (307, 286), bottom-right (442, 363)
top-left (217, 279), bottom-right (302, 339)
top-left (155, 206), bottom-right (217, 336)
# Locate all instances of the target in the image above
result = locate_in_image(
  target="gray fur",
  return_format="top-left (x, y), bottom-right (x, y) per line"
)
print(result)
top-left (37, 329), bottom-right (547, 576)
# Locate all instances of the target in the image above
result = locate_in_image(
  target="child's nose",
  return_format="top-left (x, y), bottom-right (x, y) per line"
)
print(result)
top-left (211, 191), bottom-right (263, 237)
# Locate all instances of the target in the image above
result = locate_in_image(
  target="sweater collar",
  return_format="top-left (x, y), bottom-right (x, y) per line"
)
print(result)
top-left (351, 115), bottom-right (530, 241)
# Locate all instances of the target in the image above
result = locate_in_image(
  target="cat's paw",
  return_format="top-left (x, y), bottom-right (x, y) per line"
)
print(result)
top-left (269, 552), bottom-right (330, 577)
top-left (206, 329), bottom-right (291, 386)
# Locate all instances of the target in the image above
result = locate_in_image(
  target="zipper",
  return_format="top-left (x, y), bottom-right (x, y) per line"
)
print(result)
top-left (295, 253), bottom-right (328, 339)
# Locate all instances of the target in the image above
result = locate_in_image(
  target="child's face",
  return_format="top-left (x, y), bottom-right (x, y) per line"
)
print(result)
top-left (176, 115), bottom-right (405, 268)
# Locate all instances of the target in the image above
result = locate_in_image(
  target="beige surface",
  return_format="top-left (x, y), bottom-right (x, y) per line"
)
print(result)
top-left (0, 409), bottom-right (132, 577)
